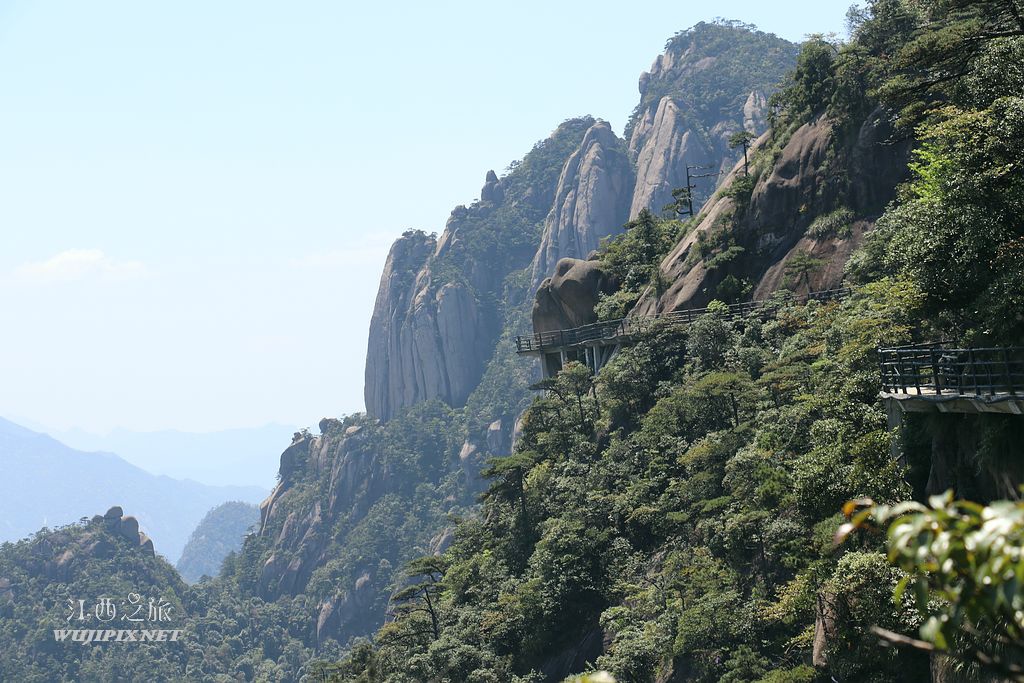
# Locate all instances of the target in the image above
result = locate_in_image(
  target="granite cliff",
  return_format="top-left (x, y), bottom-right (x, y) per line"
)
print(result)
top-left (365, 21), bottom-right (799, 424)
top-left (364, 118), bottom-right (596, 422)
top-left (632, 104), bottom-right (910, 315)
top-left (252, 411), bottom-right (467, 646)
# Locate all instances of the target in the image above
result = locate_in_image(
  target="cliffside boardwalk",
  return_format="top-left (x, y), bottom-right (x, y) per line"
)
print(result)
top-left (879, 343), bottom-right (1024, 462)
top-left (880, 343), bottom-right (1024, 415)
top-left (515, 287), bottom-right (852, 378)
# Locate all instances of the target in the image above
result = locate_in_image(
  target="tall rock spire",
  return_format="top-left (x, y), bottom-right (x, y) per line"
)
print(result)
top-left (530, 121), bottom-right (633, 287)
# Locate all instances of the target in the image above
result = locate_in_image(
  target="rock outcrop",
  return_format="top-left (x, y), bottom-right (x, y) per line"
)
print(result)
top-left (6, 506), bottom-right (161, 585)
top-left (364, 229), bottom-right (493, 421)
top-left (625, 22), bottom-right (791, 218)
top-left (533, 257), bottom-right (618, 334)
top-left (635, 105), bottom-right (911, 314)
top-left (629, 95), bottom-right (715, 218)
top-left (531, 121), bottom-right (633, 287)
top-left (365, 119), bottom-right (597, 421)
top-left (254, 415), bottom-right (460, 645)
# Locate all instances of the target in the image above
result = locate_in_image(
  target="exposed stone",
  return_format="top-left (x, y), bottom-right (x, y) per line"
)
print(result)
top-left (364, 231), bottom-right (492, 421)
top-left (486, 419), bottom-right (505, 455)
top-left (278, 436), bottom-right (311, 484)
top-left (531, 120), bottom-right (633, 287)
top-left (511, 415), bottom-right (525, 453)
top-left (812, 592), bottom-right (836, 668)
top-left (319, 417), bottom-right (342, 436)
top-left (94, 536), bottom-right (116, 559)
top-left (743, 90), bottom-right (768, 133)
top-left (480, 169), bottom-right (505, 204)
top-left (119, 516), bottom-right (140, 543)
top-left (104, 506), bottom-right (123, 520)
top-left (138, 533), bottom-right (155, 556)
top-left (364, 231), bottom-right (437, 421)
top-left (458, 440), bottom-right (486, 490)
top-left (315, 570), bottom-right (377, 645)
top-left (344, 425), bottom-right (363, 437)
top-left (848, 105), bottom-right (911, 213)
top-left (633, 102), bottom-right (909, 314)
top-left (629, 96), bottom-right (716, 218)
top-left (749, 116), bottom-right (835, 232)
top-left (533, 258), bottom-right (618, 334)
top-left (429, 527), bottom-right (455, 555)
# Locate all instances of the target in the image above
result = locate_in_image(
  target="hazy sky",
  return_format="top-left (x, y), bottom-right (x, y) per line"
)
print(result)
top-left (0, 1), bottom-right (852, 434)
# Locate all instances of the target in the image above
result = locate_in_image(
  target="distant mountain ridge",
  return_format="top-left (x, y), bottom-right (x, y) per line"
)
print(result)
top-left (176, 501), bottom-right (259, 583)
top-left (48, 423), bottom-right (297, 488)
top-left (0, 416), bottom-right (268, 560)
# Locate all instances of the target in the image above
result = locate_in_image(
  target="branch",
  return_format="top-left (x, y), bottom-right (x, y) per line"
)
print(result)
top-left (871, 626), bottom-right (1024, 682)
top-left (870, 626), bottom-right (935, 652)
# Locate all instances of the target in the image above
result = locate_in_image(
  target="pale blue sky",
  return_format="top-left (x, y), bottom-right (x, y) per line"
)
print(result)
top-left (0, 1), bottom-right (851, 433)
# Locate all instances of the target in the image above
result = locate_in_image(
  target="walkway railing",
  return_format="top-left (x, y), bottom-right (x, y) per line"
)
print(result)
top-left (879, 343), bottom-right (1024, 397)
top-left (514, 288), bottom-right (852, 354)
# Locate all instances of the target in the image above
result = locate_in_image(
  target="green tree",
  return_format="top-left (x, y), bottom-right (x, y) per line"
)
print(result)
top-left (728, 130), bottom-right (756, 176)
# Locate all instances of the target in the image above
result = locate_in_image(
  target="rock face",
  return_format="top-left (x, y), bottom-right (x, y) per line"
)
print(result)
top-left (629, 95), bottom-right (714, 218)
top-left (364, 119), bottom-right (596, 421)
top-left (530, 121), bottom-right (633, 287)
top-left (533, 258), bottom-right (618, 334)
top-left (254, 417), bottom-right (456, 645)
top-left (635, 105), bottom-right (911, 314)
top-left (364, 229), bottom-right (492, 421)
top-left (364, 26), bottom-right (798, 423)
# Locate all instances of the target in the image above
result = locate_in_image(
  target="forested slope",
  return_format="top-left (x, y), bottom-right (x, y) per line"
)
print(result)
top-left (327, 1), bottom-right (1024, 681)
top-left (2, 3), bottom-right (1023, 681)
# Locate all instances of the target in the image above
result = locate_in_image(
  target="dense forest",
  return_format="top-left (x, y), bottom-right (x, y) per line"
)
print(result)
top-left (1, 1), bottom-right (1023, 681)
top-left (321, 0), bottom-right (1024, 680)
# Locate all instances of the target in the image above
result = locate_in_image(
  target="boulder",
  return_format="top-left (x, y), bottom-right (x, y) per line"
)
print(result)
top-left (318, 417), bottom-right (342, 436)
top-left (118, 516), bottom-right (140, 543)
top-left (533, 258), bottom-right (618, 334)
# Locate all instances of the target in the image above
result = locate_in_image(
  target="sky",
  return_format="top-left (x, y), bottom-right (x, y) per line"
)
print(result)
top-left (0, 0), bottom-right (853, 434)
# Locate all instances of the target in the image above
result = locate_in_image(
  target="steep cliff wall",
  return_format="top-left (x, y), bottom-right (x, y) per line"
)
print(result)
top-left (364, 119), bottom-right (595, 421)
top-left (626, 21), bottom-right (798, 217)
top-left (530, 121), bottom-right (633, 288)
top-left (364, 228), bottom-right (495, 421)
top-left (630, 104), bottom-right (911, 315)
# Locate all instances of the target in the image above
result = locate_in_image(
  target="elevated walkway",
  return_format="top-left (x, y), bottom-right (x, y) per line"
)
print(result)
top-left (516, 288), bottom-right (852, 378)
top-left (880, 343), bottom-right (1024, 415)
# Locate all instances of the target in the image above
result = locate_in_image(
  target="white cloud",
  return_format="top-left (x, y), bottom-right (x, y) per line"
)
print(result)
top-left (13, 249), bottom-right (146, 284)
